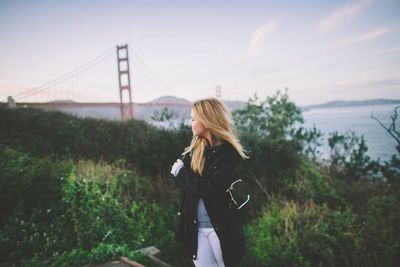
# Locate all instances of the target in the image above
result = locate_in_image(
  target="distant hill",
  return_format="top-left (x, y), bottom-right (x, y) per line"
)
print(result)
top-left (3, 96), bottom-right (398, 121)
top-left (146, 96), bottom-right (247, 109)
top-left (159, 97), bottom-right (400, 113)
top-left (303, 99), bottom-right (400, 110)
top-left (148, 95), bottom-right (191, 105)
top-left (146, 96), bottom-right (246, 110)
top-left (47, 100), bottom-right (78, 104)
top-left (145, 97), bottom-right (400, 112)
top-left (222, 100), bottom-right (247, 111)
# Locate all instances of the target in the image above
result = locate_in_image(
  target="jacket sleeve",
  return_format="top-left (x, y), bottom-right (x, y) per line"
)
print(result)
top-left (174, 151), bottom-right (240, 198)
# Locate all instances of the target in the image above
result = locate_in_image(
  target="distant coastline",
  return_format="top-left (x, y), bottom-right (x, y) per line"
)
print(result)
top-left (1, 96), bottom-right (399, 116)
top-left (301, 99), bottom-right (400, 111)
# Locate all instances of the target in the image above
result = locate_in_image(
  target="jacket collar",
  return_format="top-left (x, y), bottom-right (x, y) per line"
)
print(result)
top-left (203, 141), bottom-right (227, 157)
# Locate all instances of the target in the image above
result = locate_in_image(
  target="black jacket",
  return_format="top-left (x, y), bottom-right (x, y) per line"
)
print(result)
top-left (173, 141), bottom-right (245, 267)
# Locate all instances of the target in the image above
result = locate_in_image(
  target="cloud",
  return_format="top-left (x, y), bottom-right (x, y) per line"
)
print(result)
top-left (331, 77), bottom-right (400, 92)
top-left (387, 47), bottom-right (400, 53)
top-left (319, 0), bottom-right (375, 32)
top-left (334, 78), bottom-right (366, 87)
top-left (334, 27), bottom-right (391, 48)
top-left (244, 19), bottom-right (276, 60)
top-left (297, 77), bottom-right (400, 96)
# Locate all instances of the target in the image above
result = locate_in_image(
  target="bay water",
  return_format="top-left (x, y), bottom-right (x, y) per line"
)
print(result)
top-left (303, 104), bottom-right (398, 162)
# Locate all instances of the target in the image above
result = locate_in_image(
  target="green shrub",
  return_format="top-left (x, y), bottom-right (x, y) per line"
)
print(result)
top-left (0, 107), bottom-right (191, 181)
top-left (0, 149), bottom-right (177, 266)
top-left (328, 131), bottom-right (377, 181)
top-left (1, 92), bottom-right (398, 267)
top-left (0, 147), bottom-right (73, 224)
top-left (286, 158), bottom-right (344, 208)
top-left (244, 199), bottom-right (359, 267)
top-left (357, 194), bottom-right (400, 266)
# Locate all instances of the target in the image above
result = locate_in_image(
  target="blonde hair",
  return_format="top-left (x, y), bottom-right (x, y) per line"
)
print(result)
top-left (182, 98), bottom-right (248, 175)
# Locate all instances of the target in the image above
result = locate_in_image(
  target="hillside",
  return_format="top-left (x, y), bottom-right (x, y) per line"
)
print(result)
top-left (303, 98), bottom-right (400, 110)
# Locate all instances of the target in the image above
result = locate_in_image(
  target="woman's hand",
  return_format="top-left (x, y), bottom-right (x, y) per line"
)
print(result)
top-left (170, 159), bottom-right (184, 177)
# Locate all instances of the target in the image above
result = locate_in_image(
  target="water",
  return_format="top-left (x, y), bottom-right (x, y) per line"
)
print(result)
top-left (303, 104), bottom-right (399, 162)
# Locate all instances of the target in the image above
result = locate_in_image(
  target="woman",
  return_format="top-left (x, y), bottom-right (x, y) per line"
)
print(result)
top-left (170, 98), bottom-right (248, 267)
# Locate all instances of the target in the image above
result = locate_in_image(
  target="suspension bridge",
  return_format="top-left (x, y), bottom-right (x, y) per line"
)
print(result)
top-left (6, 44), bottom-right (192, 121)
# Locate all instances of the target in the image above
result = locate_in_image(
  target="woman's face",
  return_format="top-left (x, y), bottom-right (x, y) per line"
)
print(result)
top-left (190, 109), bottom-right (207, 137)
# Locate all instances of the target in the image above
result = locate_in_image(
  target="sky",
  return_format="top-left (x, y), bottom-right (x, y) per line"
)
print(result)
top-left (0, 0), bottom-right (399, 105)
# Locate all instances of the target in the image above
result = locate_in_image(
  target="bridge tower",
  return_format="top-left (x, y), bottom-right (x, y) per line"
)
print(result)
top-left (216, 85), bottom-right (222, 99)
top-left (116, 44), bottom-right (133, 121)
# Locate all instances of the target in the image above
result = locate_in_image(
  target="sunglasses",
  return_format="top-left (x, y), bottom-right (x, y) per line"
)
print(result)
top-left (226, 179), bottom-right (250, 210)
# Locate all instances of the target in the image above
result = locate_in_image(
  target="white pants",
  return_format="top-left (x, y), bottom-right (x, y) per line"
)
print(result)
top-left (193, 228), bottom-right (225, 267)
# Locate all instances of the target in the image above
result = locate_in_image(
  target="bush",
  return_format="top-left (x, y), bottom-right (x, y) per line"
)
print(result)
top-left (232, 90), bottom-right (324, 211)
top-left (1, 92), bottom-right (398, 266)
top-left (328, 131), bottom-right (377, 181)
top-left (244, 199), bottom-right (359, 267)
top-left (0, 147), bottom-right (73, 224)
top-left (0, 107), bottom-right (192, 180)
top-left (286, 158), bottom-right (344, 208)
top-left (357, 194), bottom-right (400, 266)
top-left (0, 149), bottom-right (177, 266)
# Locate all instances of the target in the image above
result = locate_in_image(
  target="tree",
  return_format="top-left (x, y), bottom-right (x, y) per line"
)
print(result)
top-left (233, 89), bottom-right (304, 140)
top-left (150, 107), bottom-right (177, 122)
top-left (232, 89), bottom-right (323, 201)
top-left (233, 89), bottom-right (322, 159)
top-left (371, 105), bottom-right (400, 153)
top-left (328, 131), bottom-right (377, 181)
top-left (371, 105), bottom-right (400, 192)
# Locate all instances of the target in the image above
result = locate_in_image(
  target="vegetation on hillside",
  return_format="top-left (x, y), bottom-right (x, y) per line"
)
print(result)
top-left (0, 91), bottom-right (398, 266)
